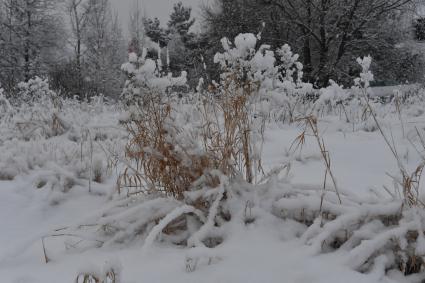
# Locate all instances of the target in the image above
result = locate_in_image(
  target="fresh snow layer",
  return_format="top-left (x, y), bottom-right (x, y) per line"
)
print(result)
top-left (0, 177), bottom-right (400, 283)
top-left (0, 121), bottom-right (421, 282)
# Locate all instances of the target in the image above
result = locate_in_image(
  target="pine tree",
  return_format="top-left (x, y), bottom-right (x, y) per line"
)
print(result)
top-left (167, 2), bottom-right (195, 41)
top-left (165, 2), bottom-right (198, 84)
top-left (144, 17), bottom-right (168, 47)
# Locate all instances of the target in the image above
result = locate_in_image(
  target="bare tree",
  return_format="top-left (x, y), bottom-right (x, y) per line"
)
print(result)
top-left (83, 0), bottom-right (125, 97)
top-left (0, 0), bottom-right (64, 91)
top-left (263, 0), bottom-right (414, 86)
top-left (201, 0), bottom-right (418, 86)
top-left (68, 0), bottom-right (92, 96)
top-left (128, 0), bottom-right (146, 55)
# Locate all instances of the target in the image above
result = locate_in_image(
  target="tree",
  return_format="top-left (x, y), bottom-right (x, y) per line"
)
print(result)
top-left (199, 0), bottom-right (282, 84)
top-left (415, 17), bottom-right (425, 40)
top-left (262, 0), bottom-right (415, 86)
top-left (166, 2), bottom-right (197, 78)
top-left (83, 0), bottom-right (126, 97)
top-left (128, 0), bottom-right (146, 56)
top-left (144, 17), bottom-right (168, 47)
top-left (0, 0), bottom-right (64, 93)
top-left (67, 0), bottom-right (92, 97)
top-left (201, 0), bottom-right (418, 87)
top-left (0, 1), bottom-right (19, 93)
top-left (49, 0), bottom-right (126, 98)
top-left (167, 1), bottom-right (195, 39)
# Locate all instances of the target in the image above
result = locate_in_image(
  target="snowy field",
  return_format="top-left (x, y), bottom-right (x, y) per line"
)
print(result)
top-left (1, 93), bottom-right (425, 282)
top-left (2, 0), bottom-right (425, 279)
top-left (1, 36), bottom-right (425, 283)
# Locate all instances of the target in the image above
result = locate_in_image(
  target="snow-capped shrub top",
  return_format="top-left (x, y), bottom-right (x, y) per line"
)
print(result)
top-left (354, 56), bottom-right (374, 89)
top-left (276, 44), bottom-right (304, 84)
top-left (234, 33), bottom-right (257, 53)
top-left (214, 33), bottom-right (308, 90)
top-left (16, 77), bottom-right (56, 104)
top-left (316, 80), bottom-right (350, 106)
top-left (214, 35), bottom-right (257, 80)
top-left (213, 33), bottom-right (315, 122)
top-left (121, 50), bottom-right (187, 101)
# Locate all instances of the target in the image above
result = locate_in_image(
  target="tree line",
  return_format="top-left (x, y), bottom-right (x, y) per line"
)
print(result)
top-left (0, 0), bottom-right (423, 99)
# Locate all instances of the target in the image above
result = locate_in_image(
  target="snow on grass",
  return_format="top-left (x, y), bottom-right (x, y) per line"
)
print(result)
top-left (1, 91), bottom-right (425, 282)
top-left (2, 42), bottom-right (425, 282)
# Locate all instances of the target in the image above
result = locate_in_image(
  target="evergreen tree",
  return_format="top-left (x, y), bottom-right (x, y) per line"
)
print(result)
top-left (167, 2), bottom-right (195, 41)
top-left (144, 17), bottom-right (168, 47)
top-left (166, 2), bottom-right (203, 86)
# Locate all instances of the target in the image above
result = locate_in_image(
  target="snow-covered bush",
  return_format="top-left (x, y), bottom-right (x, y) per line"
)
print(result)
top-left (315, 80), bottom-right (349, 108)
top-left (118, 91), bottom-right (217, 199)
top-left (16, 76), bottom-right (57, 105)
top-left (110, 34), bottom-right (305, 248)
top-left (113, 34), bottom-right (338, 250)
top-left (121, 50), bottom-right (187, 102)
top-left (211, 33), bottom-right (316, 182)
top-left (0, 92), bottom-right (125, 195)
top-left (213, 33), bottom-right (314, 112)
top-left (313, 80), bottom-right (351, 122)
top-left (119, 48), bottom-right (213, 200)
top-left (0, 85), bottom-right (13, 124)
top-left (354, 56), bottom-right (374, 90)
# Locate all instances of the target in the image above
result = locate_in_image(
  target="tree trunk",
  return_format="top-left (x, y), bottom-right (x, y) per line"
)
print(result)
top-left (24, 9), bottom-right (31, 81)
top-left (317, 0), bottom-right (330, 87)
top-left (302, 0), bottom-right (313, 82)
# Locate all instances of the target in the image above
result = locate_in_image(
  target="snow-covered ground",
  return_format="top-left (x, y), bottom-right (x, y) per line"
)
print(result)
top-left (0, 185), bottom-right (393, 283)
top-left (1, 41), bottom-right (425, 282)
top-left (0, 96), bottom-right (424, 282)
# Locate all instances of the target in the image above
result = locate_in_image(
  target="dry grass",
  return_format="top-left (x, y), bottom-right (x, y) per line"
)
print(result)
top-left (293, 115), bottom-right (342, 209)
top-left (118, 71), bottom-right (263, 199)
top-left (118, 91), bottom-right (218, 199)
top-left (16, 112), bottom-right (68, 139)
top-left (362, 94), bottom-right (425, 208)
top-left (201, 75), bottom-right (263, 184)
top-left (41, 231), bottom-right (104, 264)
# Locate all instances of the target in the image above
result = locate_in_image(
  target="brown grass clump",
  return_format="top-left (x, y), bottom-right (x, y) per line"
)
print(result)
top-left (118, 91), bottom-right (219, 200)
top-left (201, 75), bottom-right (262, 184)
top-left (118, 69), bottom-right (264, 199)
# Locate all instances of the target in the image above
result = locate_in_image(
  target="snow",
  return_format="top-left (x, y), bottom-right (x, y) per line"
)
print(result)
top-left (355, 56), bottom-right (374, 89)
top-left (234, 33), bottom-right (257, 53)
top-left (0, 178), bottom-right (405, 283)
top-left (1, 37), bottom-right (425, 283)
top-left (1, 109), bottom-right (424, 282)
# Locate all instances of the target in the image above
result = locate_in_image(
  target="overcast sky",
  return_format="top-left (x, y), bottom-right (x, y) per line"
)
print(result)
top-left (110, 0), bottom-right (203, 29)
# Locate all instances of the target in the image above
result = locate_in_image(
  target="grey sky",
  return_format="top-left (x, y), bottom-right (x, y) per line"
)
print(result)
top-left (110, 0), bottom-right (203, 29)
